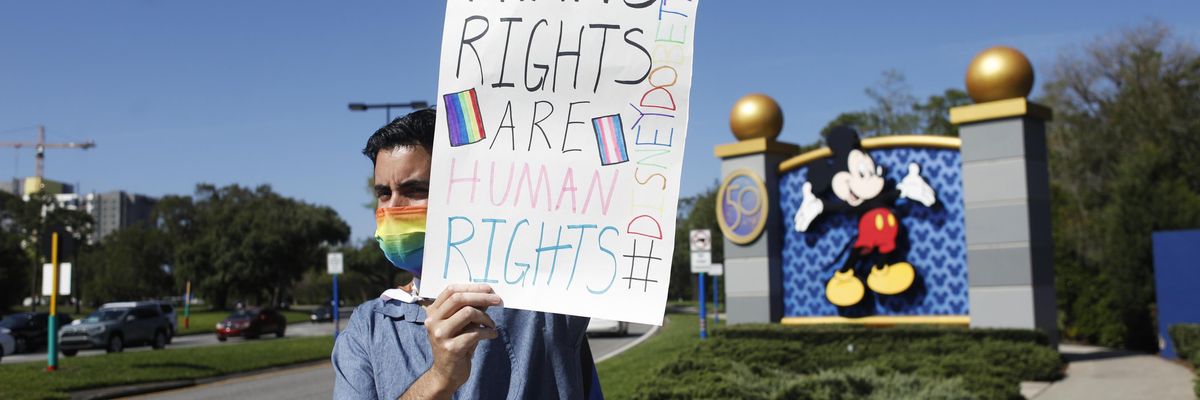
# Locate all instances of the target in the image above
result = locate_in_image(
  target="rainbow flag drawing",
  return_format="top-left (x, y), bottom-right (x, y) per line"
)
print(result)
top-left (592, 114), bottom-right (629, 166)
top-left (443, 88), bottom-right (486, 147)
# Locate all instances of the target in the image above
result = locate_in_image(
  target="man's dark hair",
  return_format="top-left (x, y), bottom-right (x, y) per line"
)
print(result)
top-left (362, 108), bottom-right (437, 164)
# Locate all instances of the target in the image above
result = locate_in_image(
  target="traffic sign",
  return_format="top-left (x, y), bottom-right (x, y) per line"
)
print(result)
top-left (327, 252), bottom-right (344, 275)
top-left (689, 229), bottom-right (712, 252)
top-left (690, 251), bottom-right (712, 273)
top-left (708, 263), bottom-right (724, 276)
top-left (41, 263), bottom-right (71, 295)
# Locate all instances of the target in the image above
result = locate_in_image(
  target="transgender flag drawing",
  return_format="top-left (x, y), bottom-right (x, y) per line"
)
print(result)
top-left (443, 88), bottom-right (486, 147)
top-left (591, 114), bottom-right (629, 166)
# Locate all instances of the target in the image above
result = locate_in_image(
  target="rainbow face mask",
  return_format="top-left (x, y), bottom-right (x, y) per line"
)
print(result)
top-left (375, 205), bottom-right (427, 275)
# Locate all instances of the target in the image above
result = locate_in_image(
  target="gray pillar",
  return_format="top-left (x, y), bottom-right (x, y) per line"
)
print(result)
top-left (715, 140), bottom-right (795, 324)
top-left (956, 102), bottom-right (1058, 344)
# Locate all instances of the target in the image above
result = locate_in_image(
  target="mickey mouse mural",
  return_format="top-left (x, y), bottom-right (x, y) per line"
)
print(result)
top-left (793, 126), bottom-right (937, 307)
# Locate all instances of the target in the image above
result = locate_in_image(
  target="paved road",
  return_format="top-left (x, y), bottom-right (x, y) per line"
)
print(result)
top-left (587, 323), bottom-right (653, 361)
top-left (3, 318), bottom-right (348, 364)
top-left (133, 323), bottom-right (654, 400)
top-left (1031, 344), bottom-right (1195, 400)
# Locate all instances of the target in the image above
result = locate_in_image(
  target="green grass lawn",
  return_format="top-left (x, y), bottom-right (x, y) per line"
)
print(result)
top-left (598, 313), bottom-right (704, 400)
top-left (175, 309), bottom-right (310, 336)
top-left (0, 335), bottom-right (333, 400)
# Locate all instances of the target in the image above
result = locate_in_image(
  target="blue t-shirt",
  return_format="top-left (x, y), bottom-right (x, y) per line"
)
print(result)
top-left (331, 298), bottom-right (599, 399)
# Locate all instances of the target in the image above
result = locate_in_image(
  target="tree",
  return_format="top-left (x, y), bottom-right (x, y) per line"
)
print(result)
top-left (0, 192), bottom-right (32, 311)
top-left (159, 184), bottom-right (351, 309)
top-left (669, 182), bottom-right (725, 302)
top-left (0, 190), bottom-right (92, 311)
top-left (914, 89), bottom-right (971, 136)
top-left (820, 71), bottom-right (969, 139)
top-left (1041, 22), bottom-right (1200, 349)
top-left (79, 226), bottom-right (173, 305)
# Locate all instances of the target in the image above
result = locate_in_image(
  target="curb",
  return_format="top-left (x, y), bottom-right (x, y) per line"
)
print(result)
top-left (69, 360), bottom-right (329, 400)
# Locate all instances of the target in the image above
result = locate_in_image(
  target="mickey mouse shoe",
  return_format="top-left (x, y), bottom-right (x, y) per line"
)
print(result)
top-left (867, 262), bottom-right (915, 295)
top-left (825, 269), bottom-right (865, 307)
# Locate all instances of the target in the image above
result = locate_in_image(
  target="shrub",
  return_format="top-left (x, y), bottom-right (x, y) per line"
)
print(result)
top-left (775, 366), bottom-right (973, 400)
top-left (716, 324), bottom-right (1050, 346)
top-left (636, 325), bottom-right (1061, 400)
top-left (1171, 324), bottom-right (1200, 398)
top-left (1169, 324), bottom-right (1200, 362)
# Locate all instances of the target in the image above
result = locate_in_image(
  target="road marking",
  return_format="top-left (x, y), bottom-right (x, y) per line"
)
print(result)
top-left (595, 323), bottom-right (660, 363)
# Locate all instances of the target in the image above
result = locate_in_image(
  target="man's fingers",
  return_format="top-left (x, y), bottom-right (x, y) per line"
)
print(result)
top-left (444, 283), bottom-right (496, 294)
top-left (442, 306), bottom-right (497, 335)
top-left (437, 293), bottom-right (501, 319)
top-left (446, 325), bottom-right (499, 352)
top-left (429, 284), bottom-right (495, 310)
top-left (428, 290), bottom-right (501, 320)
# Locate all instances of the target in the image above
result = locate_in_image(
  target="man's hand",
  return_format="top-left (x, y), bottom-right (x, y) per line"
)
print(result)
top-left (401, 284), bottom-right (501, 400)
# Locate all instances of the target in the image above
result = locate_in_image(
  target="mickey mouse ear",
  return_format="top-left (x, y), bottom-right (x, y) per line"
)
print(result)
top-left (808, 159), bottom-right (834, 195)
top-left (826, 126), bottom-right (862, 154)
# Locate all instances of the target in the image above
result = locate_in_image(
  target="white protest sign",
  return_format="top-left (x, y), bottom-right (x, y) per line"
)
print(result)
top-left (423, 0), bottom-right (700, 325)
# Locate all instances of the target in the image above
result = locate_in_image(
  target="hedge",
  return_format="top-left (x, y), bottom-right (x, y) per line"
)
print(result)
top-left (716, 324), bottom-right (1050, 346)
top-left (632, 324), bottom-right (1061, 400)
top-left (1169, 324), bottom-right (1200, 362)
top-left (1169, 323), bottom-right (1200, 397)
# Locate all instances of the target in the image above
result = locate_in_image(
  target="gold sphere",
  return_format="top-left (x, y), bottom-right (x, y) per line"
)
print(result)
top-left (966, 46), bottom-right (1034, 103)
top-left (730, 93), bottom-right (783, 141)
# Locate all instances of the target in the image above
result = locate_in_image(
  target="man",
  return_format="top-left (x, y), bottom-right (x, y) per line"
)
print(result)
top-left (333, 109), bottom-right (602, 399)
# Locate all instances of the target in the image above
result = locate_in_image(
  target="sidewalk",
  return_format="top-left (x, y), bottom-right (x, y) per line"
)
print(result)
top-left (1031, 344), bottom-right (1195, 399)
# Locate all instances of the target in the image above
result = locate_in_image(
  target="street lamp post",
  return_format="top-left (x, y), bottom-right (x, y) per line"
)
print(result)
top-left (347, 101), bottom-right (430, 124)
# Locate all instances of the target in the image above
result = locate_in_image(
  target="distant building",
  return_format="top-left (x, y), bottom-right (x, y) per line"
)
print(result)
top-left (88, 191), bottom-right (158, 241)
top-left (0, 178), bottom-right (20, 195)
top-left (25, 177), bottom-right (74, 196)
top-left (0, 176), bottom-right (76, 196)
top-left (0, 177), bottom-right (157, 242)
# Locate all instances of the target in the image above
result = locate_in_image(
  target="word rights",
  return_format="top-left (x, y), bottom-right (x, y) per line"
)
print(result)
top-left (423, 0), bottom-right (699, 325)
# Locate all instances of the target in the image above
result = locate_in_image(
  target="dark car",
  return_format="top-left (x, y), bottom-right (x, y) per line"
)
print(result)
top-left (103, 301), bottom-right (176, 344)
top-left (0, 312), bottom-right (73, 353)
top-left (309, 305), bottom-right (333, 323)
top-left (58, 304), bottom-right (171, 355)
top-left (216, 308), bottom-right (286, 341)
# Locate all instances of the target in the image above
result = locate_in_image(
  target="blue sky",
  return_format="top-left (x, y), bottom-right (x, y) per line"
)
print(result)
top-left (2, 1), bottom-right (1197, 240)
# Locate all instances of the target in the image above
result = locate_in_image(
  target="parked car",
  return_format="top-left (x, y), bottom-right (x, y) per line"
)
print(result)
top-left (151, 302), bottom-right (177, 343)
top-left (103, 301), bottom-right (176, 343)
top-left (586, 318), bottom-right (629, 336)
top-left (216, 308), bottom-right (286, 341)
top-left (0, 312), bottom-right (73, 353)
top-left (0, 326), bottom-right (15, 362)
top-left (58, 304), bottom-right (171, 355)
top-left (310, 305), bottom-right (333, 323)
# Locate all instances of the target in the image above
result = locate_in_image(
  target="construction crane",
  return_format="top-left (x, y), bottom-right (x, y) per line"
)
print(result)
top-left (0, 125), bottom-right (96, 182)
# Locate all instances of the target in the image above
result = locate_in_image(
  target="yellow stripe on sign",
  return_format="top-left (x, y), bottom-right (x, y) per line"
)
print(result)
top-left (459, 91), bottom-right (477, 136)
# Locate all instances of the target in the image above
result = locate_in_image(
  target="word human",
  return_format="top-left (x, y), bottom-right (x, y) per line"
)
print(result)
top-left (445, 157), bottom-right (619, 216)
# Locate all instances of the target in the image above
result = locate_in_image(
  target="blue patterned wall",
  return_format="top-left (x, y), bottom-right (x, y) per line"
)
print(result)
top-left (779, 147), bottom-right (968, 317)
